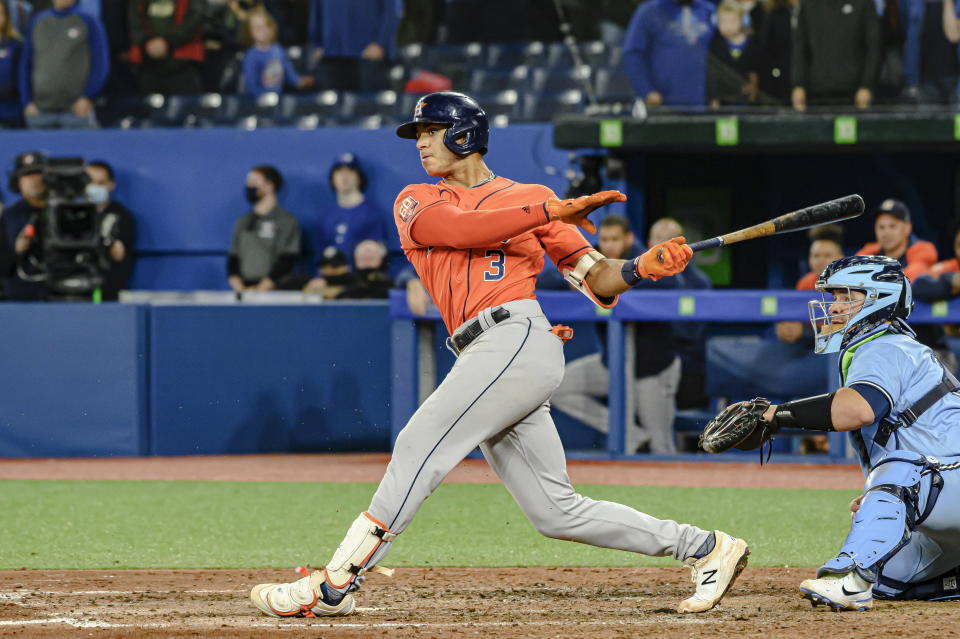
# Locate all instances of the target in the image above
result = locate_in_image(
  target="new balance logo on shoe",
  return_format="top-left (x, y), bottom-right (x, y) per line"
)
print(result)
top-left (701, 569), bottom-right (718, 586)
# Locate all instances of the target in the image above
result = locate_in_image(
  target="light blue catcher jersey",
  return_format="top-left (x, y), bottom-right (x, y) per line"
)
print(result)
top-left (840, 324), bottom-right (960, 472)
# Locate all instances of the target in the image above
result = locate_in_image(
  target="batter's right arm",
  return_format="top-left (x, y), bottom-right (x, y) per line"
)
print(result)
top-left (583, 237), bottom-right (693, 297)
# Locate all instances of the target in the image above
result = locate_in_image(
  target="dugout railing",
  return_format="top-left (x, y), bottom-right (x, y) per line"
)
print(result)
top-left (390, 289), bottom-right (960, 463)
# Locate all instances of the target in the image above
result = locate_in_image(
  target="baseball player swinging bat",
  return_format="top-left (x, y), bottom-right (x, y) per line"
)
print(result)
top-left (659, 194), bottom-right (865, 261)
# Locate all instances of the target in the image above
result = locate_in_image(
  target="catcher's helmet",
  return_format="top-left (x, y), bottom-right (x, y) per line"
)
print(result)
top-left (396, 92), bottom-right (489, 156)
top-left (808, 255), bottom-right (913, 354)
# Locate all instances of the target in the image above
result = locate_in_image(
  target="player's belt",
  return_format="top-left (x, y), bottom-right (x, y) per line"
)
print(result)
top-left (449, 307), bottom-right (511, 354)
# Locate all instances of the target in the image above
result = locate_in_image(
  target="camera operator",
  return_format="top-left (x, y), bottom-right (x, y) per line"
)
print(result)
top-left (85, 160), bottom-right (134, 301)
top-left (0, 151), bottom-right (47, 300)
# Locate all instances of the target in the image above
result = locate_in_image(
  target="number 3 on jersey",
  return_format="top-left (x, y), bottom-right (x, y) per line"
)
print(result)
top-left (484, 249), bottom-right (506, 281)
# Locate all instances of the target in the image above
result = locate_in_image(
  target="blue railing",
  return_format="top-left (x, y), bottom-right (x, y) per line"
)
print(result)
top-left (389, 289), bottom-right (960, 463)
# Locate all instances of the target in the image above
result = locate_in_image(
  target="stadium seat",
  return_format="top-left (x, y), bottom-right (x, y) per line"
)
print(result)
top-left (421, 42), bottom-right (484, 69)
top-left (545, 41), bottom-right (608, 70)
top-left (340, 90), bottom-right (399, 121)
top-left (279, 90), bottom-right (341, 120)
top-left (468, 66), bottom-right (529, 94)
top-left (609, 45), bottom-right (624, 68)
top-left (397, 43), bottom-right (424, 66)
top-left (578, 41), bottom-right (609, 69)
top-left (518, 89), bottom-right (584, 122)
top-left (387, 64), bottom-right (408, 92)
top-left (219, 51), bottom-right (245, 94)
top-left (485, 41), bottom-right (546, 68)
top-left (286, 45), bottom-right (307, 74)
top-left (531, 66), bottom-right (592, 93)
top-left (594, 68), bottom-right (634, 102)
top-left (226, 92), bottom-right (282, 122)
top-left (399, 92), bottom-right (428, 118)
top-left (161, 93), bottom-right (224, 127)
top-left (472, 90), bottom-right (520, 120)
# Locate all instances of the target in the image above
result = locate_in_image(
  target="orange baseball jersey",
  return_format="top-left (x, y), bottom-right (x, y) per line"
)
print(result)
top-left (393, 176), bottom-right (599, 334)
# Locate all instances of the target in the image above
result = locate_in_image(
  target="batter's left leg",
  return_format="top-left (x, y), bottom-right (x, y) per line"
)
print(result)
top-left (481, 402), bottom-right (749, 612)
top-left (481, 402), bottom-right (706, 557)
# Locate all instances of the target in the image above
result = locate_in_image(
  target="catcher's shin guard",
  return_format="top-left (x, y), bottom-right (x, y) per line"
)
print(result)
top-left (820, 451), bottom-right (941, 583)
top-left (324, 512), bottom-right (397, 589)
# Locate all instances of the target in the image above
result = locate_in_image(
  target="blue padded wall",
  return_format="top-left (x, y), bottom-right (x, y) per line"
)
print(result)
top-left (0, 304), bottom-right (148, 457)
top-left (148, 303), bottom-right (391, 455)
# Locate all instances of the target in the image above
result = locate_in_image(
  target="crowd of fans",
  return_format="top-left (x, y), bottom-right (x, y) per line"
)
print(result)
top-left (0, 150), bottom-right (394, 301)
top-left (1, 0), bottom-right (958, 130)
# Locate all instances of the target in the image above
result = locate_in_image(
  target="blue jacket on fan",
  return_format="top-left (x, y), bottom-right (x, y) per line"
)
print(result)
top-left (242, 44), bottom-right (301, 95)
top-left (307, 0), bottom-right (398, 60)
top-left (623, 0), bottom-right (715, 106)
top-left (0, 38), bottom-right (21, 124)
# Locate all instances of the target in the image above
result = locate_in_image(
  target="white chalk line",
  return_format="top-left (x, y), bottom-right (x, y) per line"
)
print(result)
top-left (0, 617), bottom-right (709, 630)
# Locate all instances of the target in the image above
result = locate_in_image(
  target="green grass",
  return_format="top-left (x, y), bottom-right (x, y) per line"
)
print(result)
top-left (0, 480), bottom-right (857, 570)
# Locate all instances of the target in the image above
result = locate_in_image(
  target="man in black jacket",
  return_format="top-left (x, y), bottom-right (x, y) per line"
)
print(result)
top-left (1, 152), bottom-right (47, 301)
top-left (85, 160), bottom-right (135, 301)
top-left (791, 0), bottom-right (880, 109)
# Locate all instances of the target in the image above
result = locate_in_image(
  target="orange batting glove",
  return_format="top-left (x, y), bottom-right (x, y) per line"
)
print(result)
top-left (636, 236), bottom-right (692, 281)
top-left (544, 190), bottom-right (627, 234)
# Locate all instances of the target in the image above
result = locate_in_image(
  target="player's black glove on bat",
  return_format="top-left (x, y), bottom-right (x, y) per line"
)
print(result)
top-left (699, 398), bottom-right (778, 453)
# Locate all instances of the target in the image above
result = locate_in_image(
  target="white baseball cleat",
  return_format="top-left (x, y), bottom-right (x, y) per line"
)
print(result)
top-left (250, 571), bottom-right (356, 618)
top-left (799, 572), bottom-right (873, 611)
top-left (677, 530), bottom-right (750, 613)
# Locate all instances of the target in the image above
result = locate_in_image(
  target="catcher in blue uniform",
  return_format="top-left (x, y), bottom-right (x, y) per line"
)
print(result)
top-left (701, 255), bottom-right (960, 610)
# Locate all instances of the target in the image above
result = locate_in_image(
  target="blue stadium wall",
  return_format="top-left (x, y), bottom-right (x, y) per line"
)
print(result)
top-left (0, 124), bottom-right (571, 290)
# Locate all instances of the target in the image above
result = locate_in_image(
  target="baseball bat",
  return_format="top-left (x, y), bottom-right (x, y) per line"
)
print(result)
top-left (685, 194), bottom-right (865, 254)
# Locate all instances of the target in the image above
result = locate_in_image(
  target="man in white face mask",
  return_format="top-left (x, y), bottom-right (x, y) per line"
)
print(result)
top-left (85, 160), bottom-right (135, 300)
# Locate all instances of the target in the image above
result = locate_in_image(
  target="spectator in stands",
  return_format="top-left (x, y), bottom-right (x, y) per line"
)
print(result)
top-left (707, 0), bottom-right (758, 108)
top-left (128, 0), bottom-right (205, 96)
top-left (924, 0), bottom-right (960, 103)
top-left (0, 0), bottom-right (22, 127)
top-left (775, 225), bottom-right (844, 344)
top-left (396, 0), bottom-right (442, 46)
top-left (227, 165), bottom-right (302, 293)
top-left (5, 0), bottom-right (29, 36)
top-left (747, 0), bottom-right (793, 105)
top-left (598, 0), bottom-right (644, 46)
top-left (19, 0), bottom-right (108, 129)
top-left (647, 217), bottom-right (712, 412)
top-left (338, 239), bottom-right (393, 299)
top-left (1, 152), bottom-right (47, 300)
top-left (551, 215), bottom-right (683, 454)
top-left (84, 160), bottom-right (135, 301)
top-left (913, 223), bottom-right (960, 300)
top-left (623, 0), bottom-right (715, 108)
top-left (242, 7), bottom-right (313, 95)
top-left (308, 0), bottom-right (397, 91)
top-left (858, 199), bottom-right (937, 279)
top-left (318, 154), bottom-right (388, 263)
top-left (856, 198), bottom-right (955, 371)
top-left (791, 0), bottom-right (880, 110)
top-left (296, 245), bottom-right (360, 298)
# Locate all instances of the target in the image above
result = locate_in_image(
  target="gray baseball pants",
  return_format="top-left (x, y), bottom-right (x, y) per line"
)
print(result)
top-left (361, 299), bottom-right (709, 574)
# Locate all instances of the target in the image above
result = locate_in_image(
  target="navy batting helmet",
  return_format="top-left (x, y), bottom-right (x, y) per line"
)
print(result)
top-left (396, 92), bottom-right (489, 156)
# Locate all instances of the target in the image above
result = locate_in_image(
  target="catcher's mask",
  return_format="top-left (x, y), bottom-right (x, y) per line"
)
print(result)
top-left (808, 255), bottom-right (912, 354)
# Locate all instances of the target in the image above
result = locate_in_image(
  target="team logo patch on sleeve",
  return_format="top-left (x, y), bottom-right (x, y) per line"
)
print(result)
top-left (398, 195), bottom-right (419, 222)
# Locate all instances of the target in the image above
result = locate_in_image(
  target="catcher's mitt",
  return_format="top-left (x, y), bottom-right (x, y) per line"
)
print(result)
top-left (699, 398), bottom-right (777, 454)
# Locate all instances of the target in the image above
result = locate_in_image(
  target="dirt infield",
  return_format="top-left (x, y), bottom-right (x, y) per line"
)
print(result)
top-left (2, 567), bottom-right (958, 639)
top-left (0, 453), bottom-right (865, 489)
top-left (0, 455), bottom-right (896, 638)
